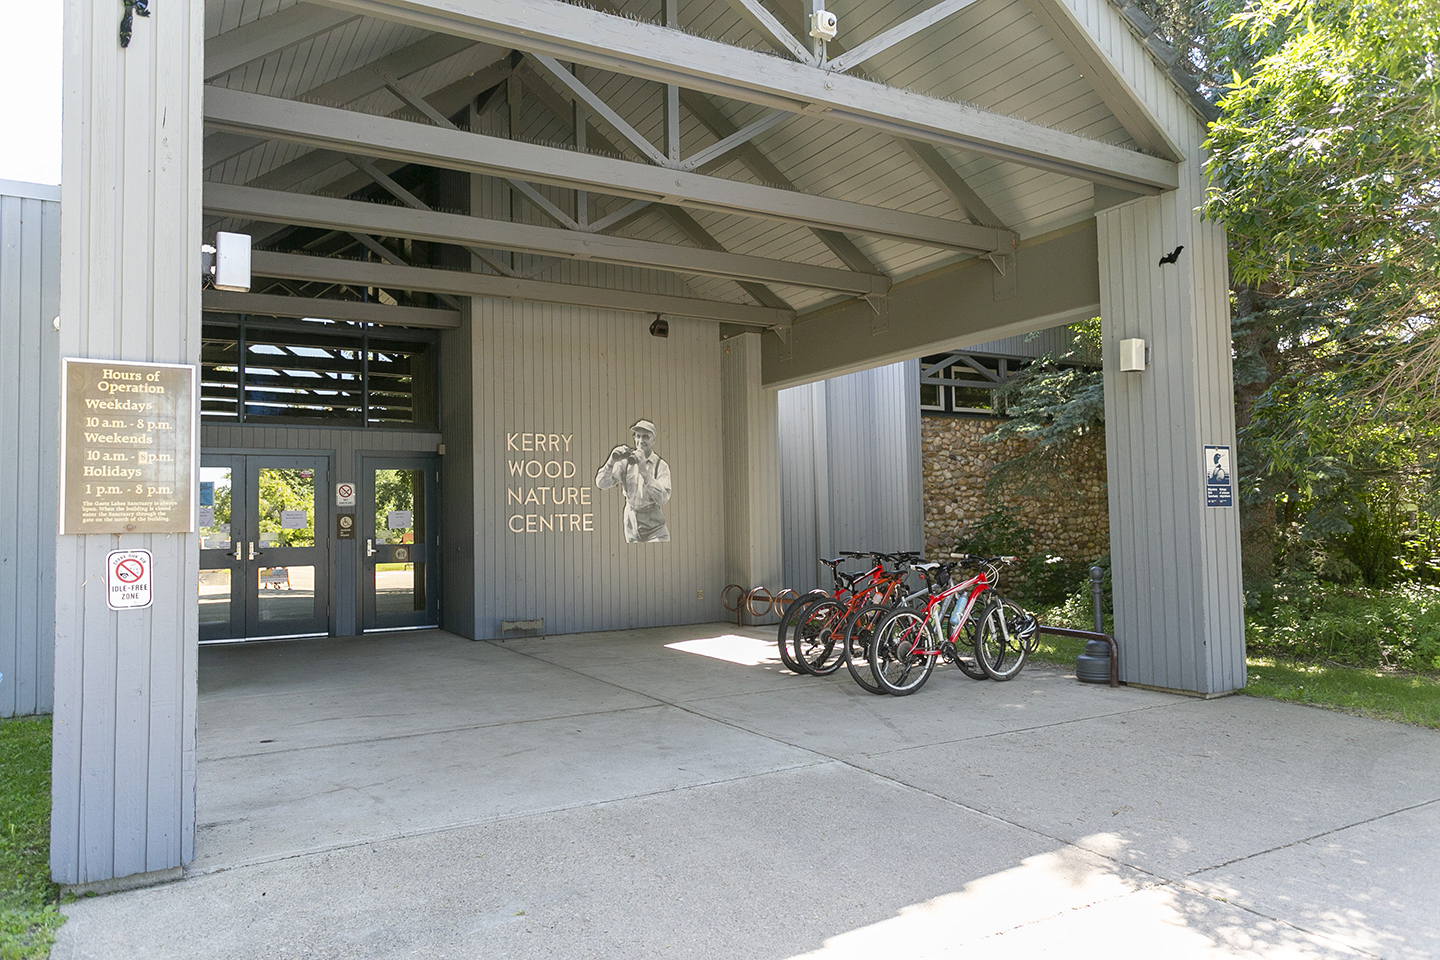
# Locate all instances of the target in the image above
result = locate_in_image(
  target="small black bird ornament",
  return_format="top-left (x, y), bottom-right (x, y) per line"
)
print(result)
top-left (1158, 245), bottom-right (1184, 267)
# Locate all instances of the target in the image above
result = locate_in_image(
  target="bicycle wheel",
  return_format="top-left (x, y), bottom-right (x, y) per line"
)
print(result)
top-left (775, 590), bottom-right (826, 674)
top-left (869, 609), bottom-right (937, 696)
top-left (792, 598), bottom-right (847, 675)
top-left (975, 599), bottom-right (1032, 681)
top-left (843, 604), bottom-right (889, 695)
top-left (949, 614), bottom-right (991, 681)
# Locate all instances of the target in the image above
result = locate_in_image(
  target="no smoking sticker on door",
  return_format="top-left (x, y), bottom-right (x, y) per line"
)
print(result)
top-left (107, 549), bottom-right (153, 610)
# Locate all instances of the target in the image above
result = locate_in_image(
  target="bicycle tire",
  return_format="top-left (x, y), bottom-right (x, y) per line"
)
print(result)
top-left (869, 609), bottom-right (937, 696)
top-left (975, 598), bottom-right (1031, 681)
top-left (950, 613), bottom-right (992, 681)
top-left (842, 604), bottom-right (889, 695)
top-left (792, 598), bottom-right (847, 675)
top-left (775, 590), bottom-right (827, 674)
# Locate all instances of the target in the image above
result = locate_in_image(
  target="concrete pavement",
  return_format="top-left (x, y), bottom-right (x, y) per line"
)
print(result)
top-left (53, 624), bottom-right (1440, 958)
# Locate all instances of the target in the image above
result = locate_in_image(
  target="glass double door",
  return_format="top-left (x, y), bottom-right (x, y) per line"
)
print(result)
top-left (361, 457), bottom-right (439, 631)
top-left (198, 455), bottom-right (330, 641)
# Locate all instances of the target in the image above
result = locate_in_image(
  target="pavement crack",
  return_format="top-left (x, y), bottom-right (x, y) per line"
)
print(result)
top-left (1184, 794), bottom-right (1440, 878)
top-left (201, 702), bottom-right (664, 761)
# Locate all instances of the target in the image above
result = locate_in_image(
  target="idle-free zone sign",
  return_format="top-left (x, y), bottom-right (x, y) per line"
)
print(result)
top-left (107, 549), bottom-right (153, 610)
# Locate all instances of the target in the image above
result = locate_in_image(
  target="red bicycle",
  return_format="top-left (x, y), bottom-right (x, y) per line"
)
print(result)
top-left (780, 552), bottom-right (920, 680)
top-left (868, 556), bottom-right (1036, 695)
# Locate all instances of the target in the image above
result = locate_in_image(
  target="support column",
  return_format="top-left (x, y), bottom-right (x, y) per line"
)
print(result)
top-left (722, 333), bottom-right (783, 593)
top-left (52, 0), bottom-right (203, 883)
top-left (1098, 164), bottom-right (1245, 695)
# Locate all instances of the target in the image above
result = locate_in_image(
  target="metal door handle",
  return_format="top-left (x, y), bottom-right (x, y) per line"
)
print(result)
top-left (248, 541), bottom-right (259, 561)
top-left (366, 539), bottom-right (376, 558)
top-left (233, 541), bottom-right (243, 561)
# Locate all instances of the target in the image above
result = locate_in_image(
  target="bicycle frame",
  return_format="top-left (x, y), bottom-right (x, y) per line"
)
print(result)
top-left (914, 567), bottom-right (994, 652)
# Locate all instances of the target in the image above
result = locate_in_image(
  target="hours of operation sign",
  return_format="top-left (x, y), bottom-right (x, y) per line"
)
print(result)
top-left (60, 358), bottom-right (197, 535)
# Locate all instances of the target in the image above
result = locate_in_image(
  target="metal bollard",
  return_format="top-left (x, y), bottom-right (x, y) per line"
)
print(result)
top-left (1090, 565), bottom-right (1104, 635)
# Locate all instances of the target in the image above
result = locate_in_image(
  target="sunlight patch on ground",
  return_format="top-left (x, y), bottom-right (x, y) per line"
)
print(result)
top-left (785, 843), bottom-right (1144, 959)
top-left (785, 837), bottom-right (1355, 959)
top-left (664, 634), bottom-right (780, 666)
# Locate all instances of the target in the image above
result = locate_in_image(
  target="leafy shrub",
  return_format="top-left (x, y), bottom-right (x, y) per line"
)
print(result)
top-left (1245, 578), bottom-right (1440, 671)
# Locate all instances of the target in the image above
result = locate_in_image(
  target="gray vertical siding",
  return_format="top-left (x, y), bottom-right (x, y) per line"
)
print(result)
top-left (1094, 36), bottom-right (1245, 693)
top-left (52, 0), bottom-right (203, 883)
top-left (778, 361), bottom-right (924, 593)
top-left (0, 185), bottom-right (60, 718)
top-left (721, 332), bottom-right (783, 596)
top-left (198, 422), bottom-right (442, 638)
top-left (454, 170), bottom-right (748, 638)
top-left (461, 296), bottom-right (726, 638)
top-left (437, 306), bottom-right (477, 638)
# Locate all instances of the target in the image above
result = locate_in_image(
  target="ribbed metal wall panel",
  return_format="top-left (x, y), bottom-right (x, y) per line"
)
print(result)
top-left (778, 361), bottom-right (923, 593)
top-left (0, 186), bottom-right (60, 718)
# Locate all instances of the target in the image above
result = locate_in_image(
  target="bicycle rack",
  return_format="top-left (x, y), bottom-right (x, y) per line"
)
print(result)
top-left (721, 584), bottom-right (800, 626)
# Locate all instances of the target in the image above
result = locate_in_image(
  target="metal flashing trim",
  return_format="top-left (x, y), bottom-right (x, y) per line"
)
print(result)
top-left (0, 179), bottom-right (61, 203)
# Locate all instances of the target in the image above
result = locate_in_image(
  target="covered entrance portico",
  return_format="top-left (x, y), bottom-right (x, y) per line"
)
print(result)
top-left (55, 0), bottom-right (1242, 887)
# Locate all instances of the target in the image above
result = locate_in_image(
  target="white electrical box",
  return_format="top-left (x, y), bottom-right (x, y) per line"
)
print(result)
top-left (214, 232), bottom-right (252, 293)
top-left (1119, 338), bottom-right (1147, 372)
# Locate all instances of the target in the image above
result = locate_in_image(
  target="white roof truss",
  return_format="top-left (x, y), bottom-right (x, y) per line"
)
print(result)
top-left (306, 0), bottom-right (1177, 193)
top-left (205, 88), bottom-right (1016, 254)
top-left (204, 183), bottom-right (892, 296)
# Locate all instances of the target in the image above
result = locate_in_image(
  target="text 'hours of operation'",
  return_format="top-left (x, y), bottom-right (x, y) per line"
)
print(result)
top-left (60, 358), bottom-right (197, 535)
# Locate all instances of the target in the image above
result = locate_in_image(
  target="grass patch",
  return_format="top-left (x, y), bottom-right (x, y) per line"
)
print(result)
top-left (1029, 590), bottom-right (1440, 727)
top-left (0, 718), bottom-right (62, 960)
top-left (1029, 594), bottom-right (1104, 667)
top-left (1242, 659), bottom-right (1440, 727)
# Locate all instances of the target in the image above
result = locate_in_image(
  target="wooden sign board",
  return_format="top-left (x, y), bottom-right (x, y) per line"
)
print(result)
top-left (60, 358), bottom-right (197, 535)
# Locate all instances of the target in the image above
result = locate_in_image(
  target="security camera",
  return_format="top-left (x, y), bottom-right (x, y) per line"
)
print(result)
top-left (808, 10), bottom-right (838, 40)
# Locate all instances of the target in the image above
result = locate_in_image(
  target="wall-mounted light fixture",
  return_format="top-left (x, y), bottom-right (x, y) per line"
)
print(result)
top-left (201, 232), bottom-right (253, 292)
top-left (649, 317), bottom-right (670, 339)
top-left (1119, 338), bottom-right (1148, 372)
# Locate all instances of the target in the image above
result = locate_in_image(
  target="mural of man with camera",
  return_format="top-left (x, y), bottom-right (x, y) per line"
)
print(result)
top-left (595, 418), bottom-right (671, 543)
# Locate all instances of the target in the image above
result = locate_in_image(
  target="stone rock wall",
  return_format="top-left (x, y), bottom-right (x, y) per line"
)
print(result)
top-left (922, 416), bottom-right (1109, 562)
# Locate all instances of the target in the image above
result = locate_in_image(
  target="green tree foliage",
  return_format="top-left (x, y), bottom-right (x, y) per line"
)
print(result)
top-left (1206, 0), bottom-right (1440, 403)
top-left (1202, 0), bottom-right (1440, 588)
top-left (373, 469), bottom-right (418, 545)
top-left (982, 319), bottom-right (1105, 500)
top-left (256, 468), bottom-right (315, 548)
top-left (964, 0), bottom-right (1440, 597)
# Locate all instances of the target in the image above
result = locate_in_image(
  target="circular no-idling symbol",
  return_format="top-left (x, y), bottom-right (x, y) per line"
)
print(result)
top-left (115, 558), bottom-right (145, 583)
